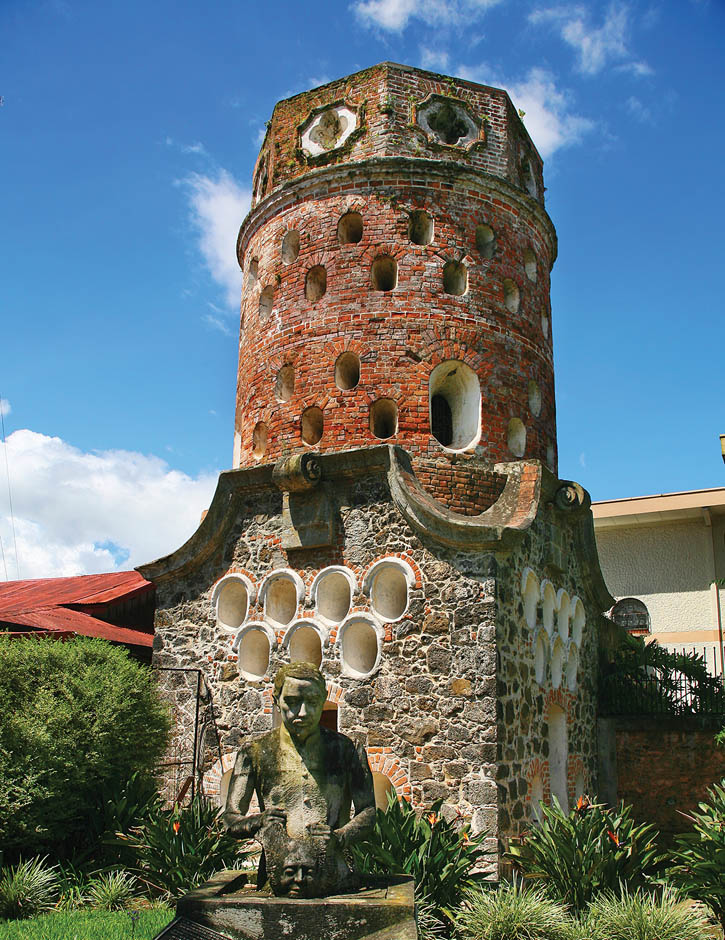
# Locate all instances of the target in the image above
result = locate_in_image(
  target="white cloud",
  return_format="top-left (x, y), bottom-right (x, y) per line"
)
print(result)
top-left (457, 64), bottom-right (594, 158)
top-left (529, 3), bottom-right (651, 77)
top-left (203, 312), bottom-right (234, 336)
top-left (0, 429), bottom-right (218, 579)
top-left (626, 95), bottom-right (653, 123)
top-left (181, 169), bottom-right (251, 308)
top-left (165, 136), bottom-right (208, 156)
top-left (420, 47), bottom-right (450, 71)
top-left (352, 0), bottom-right (503, 32)
top-left (0, 399), bottom-right (10, 418)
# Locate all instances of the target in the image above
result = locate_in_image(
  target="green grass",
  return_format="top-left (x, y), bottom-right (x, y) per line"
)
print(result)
top-left (0, 907), bottom-right (174, 939)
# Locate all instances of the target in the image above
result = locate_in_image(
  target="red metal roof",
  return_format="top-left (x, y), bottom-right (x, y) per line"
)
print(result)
top-left (0, 571), bottom-right (154, 648)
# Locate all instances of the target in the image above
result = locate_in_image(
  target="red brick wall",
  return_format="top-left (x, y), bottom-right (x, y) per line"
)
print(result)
top-left (413, 458), bottom-right (506, 515)
top-left (615, 718), bottom-right (725, 842)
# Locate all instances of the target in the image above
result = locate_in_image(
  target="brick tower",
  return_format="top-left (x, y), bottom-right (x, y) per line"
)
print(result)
top-left (142, 63), bottom-right (613, 871)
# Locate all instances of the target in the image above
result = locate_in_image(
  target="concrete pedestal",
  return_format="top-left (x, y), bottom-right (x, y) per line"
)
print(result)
top-left (155, 871), bottom-right (418, 940)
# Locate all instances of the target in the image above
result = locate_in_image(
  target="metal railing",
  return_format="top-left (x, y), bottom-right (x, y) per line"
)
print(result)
top-left (600, 668), bottom-right (725, 717)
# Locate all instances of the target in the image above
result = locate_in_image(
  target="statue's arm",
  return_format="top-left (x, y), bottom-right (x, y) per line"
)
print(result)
top-left (220, 746), bottom-right (268, 839)
top-left (333, 739), bottom-right (376, 848)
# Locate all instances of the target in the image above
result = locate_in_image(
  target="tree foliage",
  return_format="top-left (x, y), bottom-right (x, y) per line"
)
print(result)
top-left (0, 636), bottom-right (170, 858)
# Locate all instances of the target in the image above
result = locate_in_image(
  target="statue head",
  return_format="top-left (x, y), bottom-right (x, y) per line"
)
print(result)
top-left (273, 662), bottom-right (327, 742)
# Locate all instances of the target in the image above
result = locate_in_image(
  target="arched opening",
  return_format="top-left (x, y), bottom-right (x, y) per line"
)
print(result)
top-left (371, 255), bottom-right (397, 292)
top-left (340, 618), bottom-right (379, 677)
top-left (528, 380), bottom-right (542, 417)
top-left (259, 286), bottom-right (274, 322)
top-left (522, 158), bottom-right (537, 198)
top-left (429, 360), bottom-right (481, 451)
top-left (369, 398), bottom-right (398, 439)
top-left (551, 638), bottom-right (565, 689)
top-left (557, 590), bottom-right (571, 641)
top-left (372, 772), bottom-right (396, 810)
top-left (408, 210), bottom-right (433, 246)
top-left (288, 626), bottom-right (322, 668)
top-left (305, 265), bottom-right (327, 303)
top-left (281, 230), bottom-right (300, 264)
top-left (252, 422), bottom-right (268, 460)
top-left (247, 258), bottom-right (259, 288)
top-left (239, 628), bottom-right (270, 681)
top-left (265, 577), bottom-right (298, 626)
top-left (522, 569), bottom-right (539, 630)
top-left (524, 247), bottom-right (537, 282)
top-left (275, 365), bottom-right (295, 402)
top-left (369, 564), bottom-right (408, 621)
top-left (534, 632), bottom-right (547, 685)
top-left (546, 442), bottom-right (555, 471)
top-left (335, 352), bottom-right (360, 390)
top-left (567, 644), bottom-right (579, 692)
top-left (549, 705), bottom-right (568, 812)
top-left (316, 570), bottom-right (352, 624)
top-left (503, 278), bottom-right (520, 314)
top-left (541, 582), bottom-right (556, 636)
top-left (507, 417), bottom-right (526, 457)
top-left (541, 313), bottom-right (549, 338)
top-left (442, 260), bottom-right (467, 296)
top-left (301, 406), bottom-right (323, 446)
top-left (216, 578), bottom-right (249, 631)
top-left (320, 701), bottom-right (338, 731)
top-left (337, 211), bottom-right (363, 245)
top-left (475, 223), bottom-right (495, 259)
top-left (571, 598), bottom-right (585, 646)
top-left (219, 768), bottom-right (233, 808)
top-left (530, 774), bottom-right (544, 823)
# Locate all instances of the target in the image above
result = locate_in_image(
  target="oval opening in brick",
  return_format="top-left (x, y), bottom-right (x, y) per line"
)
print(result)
top-left (522, 158), bottom-right (537, 198)
top-left (335, 351), bottom-right (360, 390)
top-left (567, 644), bottom-right (579, 692)
top-left (503, 278), bottom-right (520, 314)
top-left (442, 260), bottom-right (467, 296)
top-left (546, 442), bottom-right (555, 471)
top-left (372, 772), bottom-right (395, 811)
top-left (252, 421), bottom-right (268, 460)
top-left (316, 570), bottom-right (351, 623)
top-left (507, 417), bottom-right (526, 457)
top-left (370, 563), bottom-right (408, 621)
top-left (475, 223), bottom-right (495, 259)
top-left (551, 638), bottom-right (565, 690)
top-left (371, 255), bottom-right (397, 292)
top-left (408, 209), bottom-right (433, 246)
top-left (275, 365), bottom-right (295, 402)
top-left (266, 577), bottom-right (297, 626)
top-left (528, 379), bottom-right (542, 417)
top-left (541, 313), bottom-right (549, 338)
top-left (239, 628), bottom-right (270, 681)
top-left (289, 625), bottom-right (322, 668)
top-left (281, 230), bottom-right (300, 264)
top-left (341, 619), bottom-right (379, 677)
top-left (247, 258), bottom-right (259, 288)
top-left (369, 398), bottom-right (398, 439)
top-left (534, 632), bottom-right (547, 685)
top-left (217, 578), bottom-right (248, 631)
top-left (337, 211), bottom-right (363, 245)
top-left (301, 406), bottom-right (323, 446)
top-left (305, 265), bottom-right (327, 303)
top-left (259, 285), bottom-right (274, 322)
top-left (429, 359), bottom-right (481, 450)
top-left (524, 247), bottom-right (537, 282)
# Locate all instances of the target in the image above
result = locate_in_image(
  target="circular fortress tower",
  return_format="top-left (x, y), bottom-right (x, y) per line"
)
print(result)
top-left (234, 62), bottom-right (557, 509)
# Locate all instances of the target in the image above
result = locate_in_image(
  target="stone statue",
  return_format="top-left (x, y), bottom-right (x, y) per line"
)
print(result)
top-left (221, 662), bottom-right (376, 898)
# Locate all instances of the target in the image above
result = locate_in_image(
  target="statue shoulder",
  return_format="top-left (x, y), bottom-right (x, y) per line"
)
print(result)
top-left (322, 727), bottom-right (366, 760)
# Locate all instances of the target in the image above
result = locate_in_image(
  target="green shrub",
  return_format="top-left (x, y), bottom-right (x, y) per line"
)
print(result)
top-left (0, 636), bottom-right (170, 860)
top-left (118, 795), bottom-right (247, 899)
top-left (0, 857), bottom-right (59, 920)
top-left (92, 771), bottom-right (164, 868)
top-left (55, 861), bottom-right (87, 911)
top-left (85, 870), bottom-right (137, 911)
top-left (584, 887), bottom-right (716, 940)
top-left (352, 795), bottom-right (488, 931)
top-left (455, 880), bottom-right (579, 940)
top-left (506, 797), bottom-right (661, 915)
top-left (0, 906), bottom-right (174, 939)
top-left (666, 779), bottom-right (725, 928)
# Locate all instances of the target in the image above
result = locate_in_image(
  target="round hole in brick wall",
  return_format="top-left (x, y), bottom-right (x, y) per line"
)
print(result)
top-left (252, 422), bottom-right (268, 460)
top-left (337, 211), bottom-right (363, 245)
top-left (371, 255), bottom-right (397, 292)
top-left (288, 625), bottom-right (322, 668)
top-left (265, 577), bottom-right (298, 626)
top-left (524, 247), bottom-right (537, 282)
top-left (281, 230), bottom-right (300, 264)
top-left (335, 351), bottom-right (360, 390)
top-left (541, 581), bottom-right (556, 637)
top-left (305, 265), bottom-right (327, 303)
top-left (340, 618), bottom-right (379, 677)
top-left (408, 210), bottom-right (433, 246)
top-left (567, 644), bottom-right (579, 692)
top-left (534, 632), bottom-right (548, 685)
top-left (551, 638), bottom-right (565, 689)
top-left (301, 406), bottom-right (324, 445)
top-left (316, 569), bottom-right (352, 623)
top-left (503, 278), bottom-right (520, 314)
top-left (369, 398), bottom-right (398, 439)
top-left (275, 365), bottom-right (295, 402)
top-left (216, 577), bottom-right (249, 631)
top-left (429, 360), bottom-right (481, 450)
top-left (442, 260), bottom-right (467, 296)
top-left (259, 286), bottom-right (274, 322)
top-left (475, 223), bottom-right (495, 259)
top-left (522, 158), bottom-right (538, 198)
top-left (239, 628), bottom-right (270, 681)
top-left (522, 568), bottom-right (539, 630)
top-left (571, 598), bottom-right (585, 646)
top-left (528, 380), bottom-right (542, 417)
top-left (370, 563), bottom-right (408, 621)
top-left (247, 258), bottom-right (259, 288)
top-left (507, 417), bottom-right (526, 457)
top-left (541, 313), bottom-right (549, 338)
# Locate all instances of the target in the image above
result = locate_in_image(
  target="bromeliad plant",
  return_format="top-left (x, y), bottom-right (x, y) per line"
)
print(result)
top-left (117, 795), bottom-right (248, 899)
top-left (506, 796), bottom-right (661, 915)
top-left (351, 794), bottom-right (488, 932)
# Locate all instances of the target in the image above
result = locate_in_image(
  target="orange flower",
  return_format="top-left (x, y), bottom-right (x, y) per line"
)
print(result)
top-left (461, 830), bottom-right (471, 844)
top-left (607, 830), bottom-right (620, 846)
top-left (173, 820), bottom-right (181, 835)
top-left (427, 812), bottom-right (438, 826)
top-left (575, 795), bottom-right (590, 813)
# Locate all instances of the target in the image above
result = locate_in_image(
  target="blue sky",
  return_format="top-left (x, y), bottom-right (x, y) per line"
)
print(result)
top-left (1, 0), bottom-right (724, 578)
